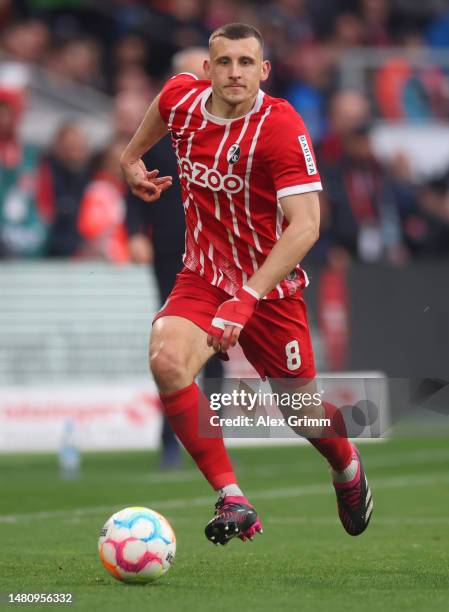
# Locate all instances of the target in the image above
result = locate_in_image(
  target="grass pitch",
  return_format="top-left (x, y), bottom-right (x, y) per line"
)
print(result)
top-left (1, 436), bottom-right (449, 611)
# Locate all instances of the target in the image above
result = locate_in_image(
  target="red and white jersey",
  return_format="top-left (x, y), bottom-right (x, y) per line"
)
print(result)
top-left (158, 73), bottom-right (322, 299)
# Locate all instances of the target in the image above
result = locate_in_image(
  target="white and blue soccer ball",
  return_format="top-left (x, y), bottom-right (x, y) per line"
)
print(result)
top-left (98, 506), bottom-right (176, 583)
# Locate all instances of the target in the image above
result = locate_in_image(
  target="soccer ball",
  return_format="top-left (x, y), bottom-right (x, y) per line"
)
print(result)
top-left (98, 506), bottom-right (176, 583)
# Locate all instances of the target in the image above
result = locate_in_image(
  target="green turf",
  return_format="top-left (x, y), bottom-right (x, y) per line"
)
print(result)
top-left (1, 436), bottom-right (449, 611)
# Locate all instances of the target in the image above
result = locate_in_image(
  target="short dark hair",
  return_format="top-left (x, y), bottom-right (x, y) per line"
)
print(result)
top-left (209, 23), bottom-right (263, 50)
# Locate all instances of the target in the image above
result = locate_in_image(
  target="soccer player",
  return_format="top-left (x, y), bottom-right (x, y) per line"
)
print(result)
top-left (121, 23), bottom-right (373, 544)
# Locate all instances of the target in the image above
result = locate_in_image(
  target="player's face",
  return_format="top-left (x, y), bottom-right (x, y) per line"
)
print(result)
top-left (204, 37), bottom-right (270, 108)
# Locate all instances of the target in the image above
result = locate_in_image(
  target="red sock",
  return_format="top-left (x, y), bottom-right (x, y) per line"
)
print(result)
top-left (308, 401), bottom-right (353, 471)
top-left (159, 382), bottom-right (236, 489)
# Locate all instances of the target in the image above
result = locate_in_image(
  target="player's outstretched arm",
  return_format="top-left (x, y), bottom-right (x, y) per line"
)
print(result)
top-left (120, 94), bottom-right (173, 203)
top-left (207, 191), bottom-right (320, 352)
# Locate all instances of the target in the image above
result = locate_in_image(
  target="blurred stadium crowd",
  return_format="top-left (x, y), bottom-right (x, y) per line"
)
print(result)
top-left (1, 0), bottom-right (449, 267)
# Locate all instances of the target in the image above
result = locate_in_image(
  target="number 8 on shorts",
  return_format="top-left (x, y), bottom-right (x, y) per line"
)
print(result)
top-left (285, 340), bottom-right (301, 371)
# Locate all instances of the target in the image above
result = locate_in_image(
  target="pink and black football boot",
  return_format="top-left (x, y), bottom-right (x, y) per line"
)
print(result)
top-left (333, 444), bottom-right (373, 536)
top-left (205, 496), bottom-right (263, 545)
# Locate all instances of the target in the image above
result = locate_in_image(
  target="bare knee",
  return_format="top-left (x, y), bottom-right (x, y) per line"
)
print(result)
top-left (149, 317), bottom-right (214, 394)
top-left (150, 344), bottom-right (189, 393)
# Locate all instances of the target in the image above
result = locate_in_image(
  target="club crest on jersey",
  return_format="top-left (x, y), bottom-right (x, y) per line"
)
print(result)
top-left (179, 157), bottom-right (244, 194)
top-left (226, 143), bottom-right (241, 164)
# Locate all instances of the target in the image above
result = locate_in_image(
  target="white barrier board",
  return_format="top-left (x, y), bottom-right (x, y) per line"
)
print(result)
top-left (0, 382), bottom-right (162, 452)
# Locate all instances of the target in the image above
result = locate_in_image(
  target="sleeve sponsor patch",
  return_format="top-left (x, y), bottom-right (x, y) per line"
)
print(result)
top-left (298, 135), bottom-right (317, 175)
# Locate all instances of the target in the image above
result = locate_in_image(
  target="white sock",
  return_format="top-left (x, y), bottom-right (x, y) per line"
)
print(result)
top-left (218, 484), bottom-right (244, 498)
top-left (331, 458), bottom-right (359, 483)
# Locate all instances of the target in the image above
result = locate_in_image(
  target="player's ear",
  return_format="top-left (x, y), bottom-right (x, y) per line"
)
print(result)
top-left (260, 59), bottom-right (271, 83)
top-left (203, 59), bottom-right (211, 78)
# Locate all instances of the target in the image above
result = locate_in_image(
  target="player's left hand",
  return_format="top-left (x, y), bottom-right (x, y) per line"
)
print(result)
top-left (207, 286), bottom-right (260, 352)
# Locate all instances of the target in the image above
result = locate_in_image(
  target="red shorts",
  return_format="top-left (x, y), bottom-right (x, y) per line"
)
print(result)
top-left (153, 268), bottom-right (316, 380)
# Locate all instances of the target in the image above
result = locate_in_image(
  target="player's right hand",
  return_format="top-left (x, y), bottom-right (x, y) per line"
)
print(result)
top-left (122, 159), bottom-right (173, 203)
top-left (207, 286), bottom-right (260, 352)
